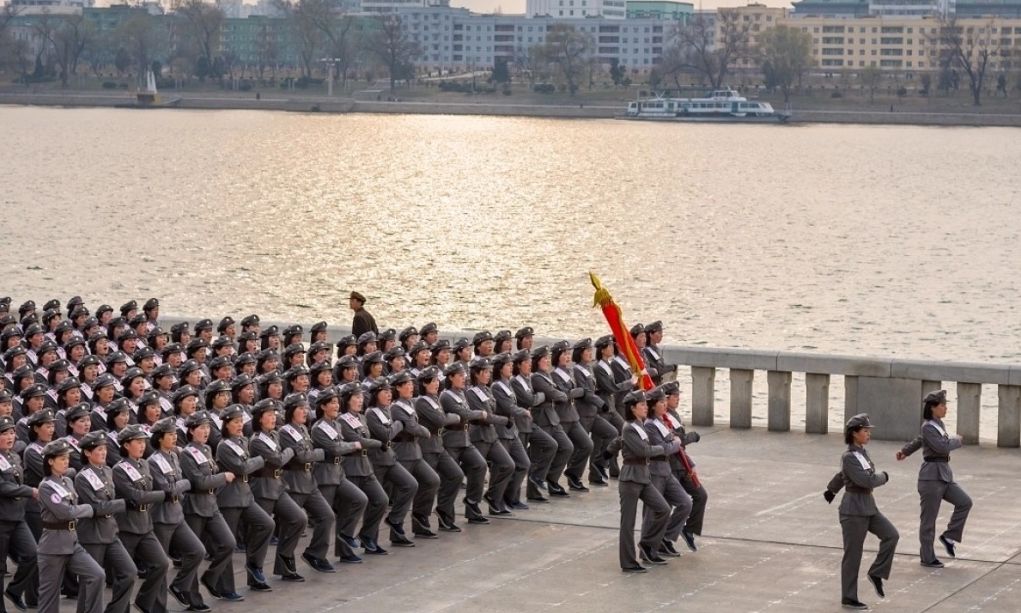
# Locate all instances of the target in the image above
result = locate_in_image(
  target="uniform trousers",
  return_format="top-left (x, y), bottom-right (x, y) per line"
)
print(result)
top-left (839, 512), bottom-right (899, 602)
top-left (154, 521), bottom-right (206, 605)
top-left (184, 513), bottom-right (235, 597)
top-left (444, 446), bottom-right (487, 507)
top-left (473, 440), bottom-right (514, 507)
top-left (538, 425), bottom-right (573, 485)
top-left (288, 490), bottom-right (336, 560)
top-left (398, 459), bottom-right (440, 529)
top-left (347, 474), bottom-right (389, 544)
top-left (372, 463), bottom-right (418, 530)
top-left (219, 503), bottom-right (274, 591)
top-left (82, 541), bottom-right (136, 613)
top-left (37, 546), bottom-right (104, 613)
top-left (521, 430), bottom-right (556, 496)
top-left (918, 479), bottom-right (972, 563)
top-left (317, 480), bottom-right (368, 557)
top-left (498, 437), bottom-right (530, 505)
top-left (563, 421), bottom-right (594, 482)
top-left (581, 414), bottom-right (619, 480)
top-left (647, 473), bottom-right (693, 542)
top-left (117, 531), bottom-right (169, 613)
top-left (422, 452), bottom-right (464, 525)
top-left (255, 493), bottom-right (307, 575)
top-left (676, 471), bottom-right (709, 535)
top-left (0, 521), bottom-right (37, 609)
top-left (618, 481), bottom-right (669, 569)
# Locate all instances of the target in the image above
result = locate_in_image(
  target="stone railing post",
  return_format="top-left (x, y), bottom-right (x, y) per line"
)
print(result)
top-left (691, 366), bottom-right (716, 427)
top-left (730, 369), bottom-right (753, 429)
top-left (805, 373), bottom-right (830, 434)
top-left (956, 382), bottom-right (981, 444)
top-left (767, 370), bottom-right (792, 432)
top-left (998, 385), bottom-right (1021, 448)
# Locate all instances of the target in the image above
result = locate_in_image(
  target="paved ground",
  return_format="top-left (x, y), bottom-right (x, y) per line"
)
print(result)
top-left (46, 428), bottom-right (1021, 612)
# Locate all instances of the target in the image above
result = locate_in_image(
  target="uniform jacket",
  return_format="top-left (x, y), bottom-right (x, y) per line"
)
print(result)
top-left (351, 309), bottom-right (378, 339)
top-left (0, 448), bottom-right (33, 522)
top-left (73, 463), bottom-right (127, 544)
top-left (180, 442), bottom-right (228, 518)
top-left (838, 444), bottom-right (889, 517)
top-left (113, 456), bottom-right (166, 534)
top-left (148, 449), bottom-right (192, 525)
top-left (492, 379), bottom-right (527, 440)
top-left (466, 385), bottom-right (508, 445)
top-left (509, 375), bottom-right (543, 435)
top-left (389, 399), bottom-right (431, 463)
top-left (572, 364), bottom-right (606, 419)
top-left (900, 419), bottom-right (960, 483)
top-left (249, 430), bottom-right (293, 500)
top-left (594, 359), bottom-right (632, 415)
top-left (414, 395), bottom-right (460, 454)
top-left (310, 417), bottom-right (361, 485)
top-left (551, 367), bottom-right (583, 423)
top-left (529, 372), bottom-right (565, 428)
top-left (278, 423), bottom-right (325, 495)
top-left (643, 418), bottom-right (678, 478)
top-left (214, 436), bottom-right (265, 508)
top-left (365, 405), bottom-right (402, 467)
top-left (38, 475), bottom-right (94, 554)
top-left (439, 389), bottom-right (484, 449)
top-left (336, 413), bottom-right (381, 477)
top-left (607, 422), bottom-right (677, 485)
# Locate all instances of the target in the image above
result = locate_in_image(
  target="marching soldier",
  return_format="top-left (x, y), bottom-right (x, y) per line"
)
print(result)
top-left (413, 367), bottom-right (465, 533)
top-left (643, 387), bottom-right (693, 560)
top-left (73, 432), bottom-right (135, 613)
top-left (439, 363), bottom-right (490, 524)
top-left (490, 353), bottom-right (532, 511)
top-left (509, 350), bottom-right (555, 504)
top-left (571, 339), bottom-right (617, 487)
top-left (662, 382), bottom-right (707, 552)
top-left (0, 415), bottom-right (37, 613)
top-left (592, 335), bottom-right (633, 478)
top-left (388, 371), bottom-right (440, 539)
top-left (364, 379), bottom-right (418, 547)
top-left (465, 358), bottom-right (514, 515)
top-left (335, 383), bottom-right (388, 555)
top-left (529, 346), bottom-right (574, 497)
top-left (549, 341), bottom-right (593, 492)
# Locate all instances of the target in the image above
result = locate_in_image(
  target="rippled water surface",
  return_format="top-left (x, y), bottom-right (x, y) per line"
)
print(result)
top-left (2, 106), bottom-right (1020, 363)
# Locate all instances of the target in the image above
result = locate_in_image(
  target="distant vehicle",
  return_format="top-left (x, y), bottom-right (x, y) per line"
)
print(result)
top-left (623, 89), bottom-right (789, 123)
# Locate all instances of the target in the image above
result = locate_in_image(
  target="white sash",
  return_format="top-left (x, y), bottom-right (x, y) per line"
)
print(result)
top-left (314, 420), bottom-right (339, 440)
top-left (117, 461), bottom-right (143, 482)
top-left (83, 469), bottom-right (106, 491)
top-left (0, 455), bottom-right (11, 471)
top-left (925, 419), bottom-right (949, 438)
top-left (256, 432), bottom-right (277, 451)
top-left (223, 439), bottom-right (245, 457)
top-left (152, 453), bottom-right (173, 475)
top-left (852, 451), bottom-right (872, 471)
top-left (281, 424), bottom-right (301, 441)
top-left (631, 422), bottom-right (649, 441)
top-left (368, 407), bottom-right (390, 425)
top-left (187, 446), bottom-right (209, 464)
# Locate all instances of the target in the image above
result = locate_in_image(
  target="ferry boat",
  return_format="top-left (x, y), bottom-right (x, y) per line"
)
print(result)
top-left (623, 89), bottom-right (789, 123)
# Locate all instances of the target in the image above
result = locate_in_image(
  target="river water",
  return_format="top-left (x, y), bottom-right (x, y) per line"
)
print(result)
top-left (2, 107), bottom-right (1019, 433)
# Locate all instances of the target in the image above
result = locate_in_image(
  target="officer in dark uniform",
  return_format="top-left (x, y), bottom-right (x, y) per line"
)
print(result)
top-left (148, 418), bottom-right (207, 611)
top-left (36, 439), bottom-right (106, 613)
top-left (413, 367), bottom-right (465, 533)
top-left (111, 425), bottom-right (171, 613)
top-left (349, 292), bottom-right (378, 339)
top-left (73, 431), bottom-right (134, 613)
top-left (0, 415), bottom-right (38, 613)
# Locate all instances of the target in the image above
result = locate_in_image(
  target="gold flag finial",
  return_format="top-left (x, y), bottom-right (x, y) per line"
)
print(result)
top-left (589, 272), bottom-right (612, 308)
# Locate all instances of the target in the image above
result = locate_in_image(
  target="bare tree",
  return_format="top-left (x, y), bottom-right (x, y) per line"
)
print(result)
top-left (534, 24), bottom-right (592, 95)
top-left (300, 0), bottom-right (356, 87)
top-left (176, 0), bottom-right (225, 80)
top-left (275, 0), bottom-right (326, 79)
top-left (254, 21), bottom-right (279, 80)
top-left (40, 14), bottom-right (94, 87)
top-left (367, 14), bottom-right (419, 92)
top-left (116, 11), bottom-right (166, 84)
top-left (932, 16), bottom-right (1002, 106)
top-left (757, 25), bottom-right (813, 103)
top-left (673, 11), bottom-right (750, 90)
top-left (859, 65), bottom-right (882, 103)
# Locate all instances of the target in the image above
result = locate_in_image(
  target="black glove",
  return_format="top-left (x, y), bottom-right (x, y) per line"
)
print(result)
top-left (882, 471), bottom-right (889, 483)
top-left (690, 432), bottom-right (700, 443)
top-left (823, 490), bottom-right (835, 504)
top-left (601, 450), bottom-right (614, 462)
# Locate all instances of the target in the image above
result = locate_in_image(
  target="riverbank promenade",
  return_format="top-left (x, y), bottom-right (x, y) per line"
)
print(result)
top-left (49, 427), bottom-right (1019, 613)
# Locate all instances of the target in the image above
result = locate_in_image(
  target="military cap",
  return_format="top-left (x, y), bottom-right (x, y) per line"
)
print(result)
top-left (66, 295), bottom-right (83, 309)
top-left (194, 319), bottom-right (214, 332)
top-left (120, 367), bottom-right (144, 387)
top-left (105, 351), bottom-right (128, 365)
top-left (23, 323), bottom-right (43, 337)
top-left (133, 347), bottom-right (155, 362)
top-left (629, 323), bottom-right (646, 337)
top-left (173, 385), bottom-right (199, 403)
top-left (69, 305), bottom-right (89, 320)
top-left (362, 351), bottom-right (383, 365)
top-left (314, 388), bottom-right (338, 406)
top-left (137, 389), bottom-right (160, 408)
top-left (511, 349), bottom-right (530, 364)
top-left (11, 365), bottom-right (34, 383)
top-left (494, 329), bottom-right (512, 343)
top-left (27, 409), bottom-right (55, 426)
top-left (37, 340), bottom-right (59, 357)
top-left (367, 378), bottom-right (391, 394)
top-left (129, 314), bottom-right (147, 328)
top-left (469, 357), bottom-right (492, 371)
top-left (471, 330), bottom-right (493, 346)
top-left (335, 354), bottom-right (358, 370)
top-left (622, 390), bottom-right (647, 407)
top-left (147, 326), bottom-right (166, 341)
top-left (170, 322), bottom-right (189, 335)
top-left (63, 331), bottom-right (85, 347)
top-left (95, 304), bottom-right (113, 317)
top-left (107, 398), bottom-right (132, 415)
top-left (142, 297), bottom-right (159, 311)
top-left (378, 328), bottom-right (396, 343)
top-left (151, 364), bottom-right (174, 381)
top-left (64, 403), bottom-right (91, 424)
top-left (284, 365), bottom-right (310, 380)
top-left (209, 356), bottom-right (233, 372)
top-left (258, 371), bottom-right (282, 385)
top-left (0, 390), bottom-right (12, 404)
top-left (150, 417), bottom-right (177, 435)
top-left (430, 339), bottom-right (451, 354)
top-left (235, 352), bottom-right (257, 367)
top-left (308, 341), bottom-right (330, 356)
top-left (93, 373), bottom-right (117, 390)
top-left (420, 322), bottom-right (438, 335)
top-left (161, 343), bottom-right (182, 357)
top-left (79, 430), bottom-right (107, 450)
top-left (259, 325), bottom-right (279, 338)
top-left (594, 334), bottom-right (615, 349)
top-left (530, 345), bottom-right (550, 360)
top-left (230, 374), bottom-right (254, 391)
top-left (661, 381), bottom-right (681, 396)
top-left (20, 313), bottom-right (38, 328)
top-left (646, 387), bottom-right (666, 403)
top-left (42, 439), bottom-right (72, 458)
top-left (349, 291), bottom-right (366, 303)
top-left (18, 300), bottom-right (35, 314)
top-left (306, 321), bottom-right (326, 337)
top-left (491, 352), bottom-right (513, 369)
top-left (238, 331), bottom-right (257, 344)
top-left (0, 296), bottom-right (10, 310)
top-left (3, 345), bottom-right (27, 361)
top-left (389, 371), bottom-right (414, 387)
top-left (283, 344), bottom-right (305, 360)
top-left (47, 359), bottom-right (70, 375)
top-left (845, 413), bottom-right (875, 430)
top-left (408, 341), bottom-right (430, 357)
top-left (41, 309), bottom-right (61, 325)
top-left (444, 362), bottom-right (467, 377)
top-left (241, 314), bottom-right (260, 328)
top-left (572, 338), bottom-right (593, 351)
top-left (251, 398), bottom-right (279, 418)
top-left (452, 338), bottom-right (471, 352)
top-left (283, 393), bottom-right (308, 412)
top-left (336, 334), bottom-right (357, 348)
top-left (21, 384), bottom-right (48, 400)
top-left (217, 316), bottom-right (236, 333)
top-left (186, 339), bottom-right (208, 354)
top-left (384, 347), bottom-right (405, 361)
top-left (205, 380), bottom-right (232, 397)
top-left (924, 389), bottom-right (948, 406)
top-left (185, 411), bottom-right (213, 429)
top-left (0, 328), bottom-right (22, 345)
top-left (0, 415), bottom-right (14, 432)
top-left (56, 376), bottom-right (81, 394)
top-left (117, 424), bottom-right (147, 444)
top-left (108, 316), bottom-right (127, 331)
top-left (398, 326), bottom-right (418, 342)
top-left (416, 365), bottom-right (442, 382)
top-left (221, 405), bottom-right (246, 423)
top-left (177, 360), bottom-right (201, 378)
top-left (337, 382), bottom-right (362, 402)
top-left (514, 326), bottom-right (534, 340)
top-left (283, 324), bottom-right (303, 338)
top-left (0, 313), bottom-right (12, 328)
top-left (211, 336), bottom-right (234, 351)
top-left (82, 317), bottom-right (100, 330)
top-left (309, 361), bottom-right (332, 377)
top-left (119, 300), bottom-right (138, 316)
top-left (43, 299), bottom-right (61, 312)
top-left (78, 355), bottom-right (102, 370)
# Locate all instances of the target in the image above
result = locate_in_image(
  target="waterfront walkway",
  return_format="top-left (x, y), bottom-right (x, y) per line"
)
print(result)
top-left (55, 428), bottom-right (1020, 613)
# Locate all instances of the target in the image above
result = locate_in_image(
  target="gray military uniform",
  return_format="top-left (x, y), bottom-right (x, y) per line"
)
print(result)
top-left (112, 456), bottom-right (171, 613)
top-left (643, 418), bottom-right (693, 544)
top-left (279, 422), bottom-right (336, 560)
top-left (837, 444), bottom-right (899, 603)
top-left (491, 379), bottom-right (531, 506)
top-left (413, 394), bottom-right (465, 526)
top-left (574, 364), bottom-right (618, 483)
top-left (37, 475), bottom-right (105, 613)
top-left (551, 367), bottom-right (593, 484)
top-left (365, 404), bottom-right (419, 533)
top-left (438, 389), bottom-right (488, 510)
top-left (0, 449), bottom-right (38, 608)
top-left (310, 416), bottom-right (369, 557)
top-left (390, 398), bottom-right (440, 531)
top-left (529, 372), bottom-right (574, 486)
top-left (179, 441), bottom-right (236, 597)
top-left (510, 375), bottom-right (557, 499)
top-left (149, 449), bottom-right (206, 606)
top-left (900, 419), bottom-right (972, 564)
top-left (465, 385), bottom-right (514, 508)
top-left (336, 412), bottom-right (388, 544)
top-left (214, 435), bottom-right (274, 590)
top-left (248, 430), bottom-right (307, 576)
top-left (73, 464), bottom-right (134, 613)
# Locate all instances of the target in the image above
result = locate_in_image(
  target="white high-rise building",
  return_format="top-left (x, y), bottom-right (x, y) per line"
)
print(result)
top-left (526, 0), bottom-right (627, 19)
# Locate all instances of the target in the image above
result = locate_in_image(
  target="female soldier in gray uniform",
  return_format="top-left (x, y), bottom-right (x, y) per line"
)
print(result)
top-left (388, 371), bottom-right (440, 539)
top-left (36, 439), bottom-right (105, 613)
top-left (413, 367), bottom-right (465, 533)
top-left (0, 415), bottom-right (37, 613)
top-left (837, 414), bottom-right (899, 610)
